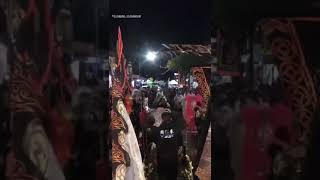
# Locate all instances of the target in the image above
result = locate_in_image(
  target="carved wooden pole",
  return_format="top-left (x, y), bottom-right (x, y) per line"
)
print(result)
top-left (259, 19), bottom-right (318, 178)
top-left (260, 19), bottom-right (318, 146)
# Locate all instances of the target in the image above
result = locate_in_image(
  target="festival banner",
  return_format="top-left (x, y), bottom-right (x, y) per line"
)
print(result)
top-left (6, 0), bottom-right (66, 179)
top-left (110, 27), bottom-right (145, 180)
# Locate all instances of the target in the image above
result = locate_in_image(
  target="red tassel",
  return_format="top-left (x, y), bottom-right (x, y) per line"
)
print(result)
top-left (117, 27), bottom-right (123, 68)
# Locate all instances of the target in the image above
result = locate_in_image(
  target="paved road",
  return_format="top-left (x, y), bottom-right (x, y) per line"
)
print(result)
top-left (196, 125), bottom-right (212, 180)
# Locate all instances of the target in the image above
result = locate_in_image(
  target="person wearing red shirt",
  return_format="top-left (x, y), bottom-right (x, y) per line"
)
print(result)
top-left (240, 91), bottom-right (272, 180)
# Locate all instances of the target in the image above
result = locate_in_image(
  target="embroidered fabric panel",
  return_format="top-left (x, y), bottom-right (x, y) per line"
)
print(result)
top-left (110, 28), bottom-right (145, 180)
top-left (260, 19), bottom-right (318, 146)
top-left (6, 0), bottom-right (65, 180)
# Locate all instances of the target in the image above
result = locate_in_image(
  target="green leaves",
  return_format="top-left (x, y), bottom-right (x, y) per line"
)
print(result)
top-left (166, 54), bottom-right (211, 74)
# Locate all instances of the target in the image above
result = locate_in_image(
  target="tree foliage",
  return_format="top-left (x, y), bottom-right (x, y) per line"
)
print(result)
top-left (166, 54), bottom-right (211, 74)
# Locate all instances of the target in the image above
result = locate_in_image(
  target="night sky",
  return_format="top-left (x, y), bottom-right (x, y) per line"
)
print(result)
top-left (72, 0), bottom-right (211, 79)
top-left (110, 0), bottom-right (211, 78)
top-left (110, 0), bottom-right (211, 45)
top-left (71, 0), bottom-right (319, 79)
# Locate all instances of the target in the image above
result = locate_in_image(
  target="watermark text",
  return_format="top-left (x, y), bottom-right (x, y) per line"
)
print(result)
top-left (112, 15), bottom-right (142, 19)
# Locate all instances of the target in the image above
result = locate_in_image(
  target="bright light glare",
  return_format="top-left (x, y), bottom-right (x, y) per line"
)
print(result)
top-left (146, 51), bottom-right (157, 61)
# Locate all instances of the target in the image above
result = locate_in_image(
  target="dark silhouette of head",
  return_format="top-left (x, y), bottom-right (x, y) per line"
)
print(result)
top-left (162, 112), bottom-right (173, 123)
top-left (269, 83), bottom-right (286, 105)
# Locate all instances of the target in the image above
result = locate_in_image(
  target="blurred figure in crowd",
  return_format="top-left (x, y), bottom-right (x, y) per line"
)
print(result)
top-left (152, 92), bottom-right (171, 127)
top-left (148, 112), bottom-right (183, 180)
top-left (240, 90), bottom-right (270, 180)
top-left (213, 92), bottom-right (235, 180)
top-left (267, 86), bottom-right (296, 179)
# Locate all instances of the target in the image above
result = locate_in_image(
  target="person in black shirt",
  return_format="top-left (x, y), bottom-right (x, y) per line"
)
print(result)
top-left (148, 112), bottom-right (183, 180)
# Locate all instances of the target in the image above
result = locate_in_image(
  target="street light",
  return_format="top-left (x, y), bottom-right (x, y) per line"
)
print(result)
top-left (145, 51), bottom-right (157, 61)
top-left (139, 50), bottom-right (158, 76)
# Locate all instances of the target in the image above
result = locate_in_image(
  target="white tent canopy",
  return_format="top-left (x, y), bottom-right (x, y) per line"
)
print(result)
top-left (168, 80), bottom-right (178, 85)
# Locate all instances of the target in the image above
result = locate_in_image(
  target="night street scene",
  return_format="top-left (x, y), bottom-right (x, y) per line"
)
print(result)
top-left (1, 0), bottom-right (320, 180)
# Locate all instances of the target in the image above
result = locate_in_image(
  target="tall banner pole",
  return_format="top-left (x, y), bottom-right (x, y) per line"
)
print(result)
top-left (110, 27), bottom-right (145, 180)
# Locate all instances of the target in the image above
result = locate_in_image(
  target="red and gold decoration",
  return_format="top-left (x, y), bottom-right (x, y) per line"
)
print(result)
top-left (257, 17), bottom-right (320, 179)
top-left (191, 67), bottom-right (211, 113)
top-left (110, 27), bottom-right (145, 180)
top-left (5, 0), bottom-right (69, 180)
top-left (259, 19), bottom-right (318, 145)
top-left (110, 27), bottom-right (130, 178)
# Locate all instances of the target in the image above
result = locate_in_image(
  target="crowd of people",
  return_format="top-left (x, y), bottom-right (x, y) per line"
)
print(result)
top-left (213, 83), bottom-right (305, 180)
top-left (129, 86), bottom-right (208, 180)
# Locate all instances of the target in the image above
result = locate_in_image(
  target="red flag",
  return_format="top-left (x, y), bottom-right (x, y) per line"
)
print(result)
top-left (117, 27), bottom-right (123, 67)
